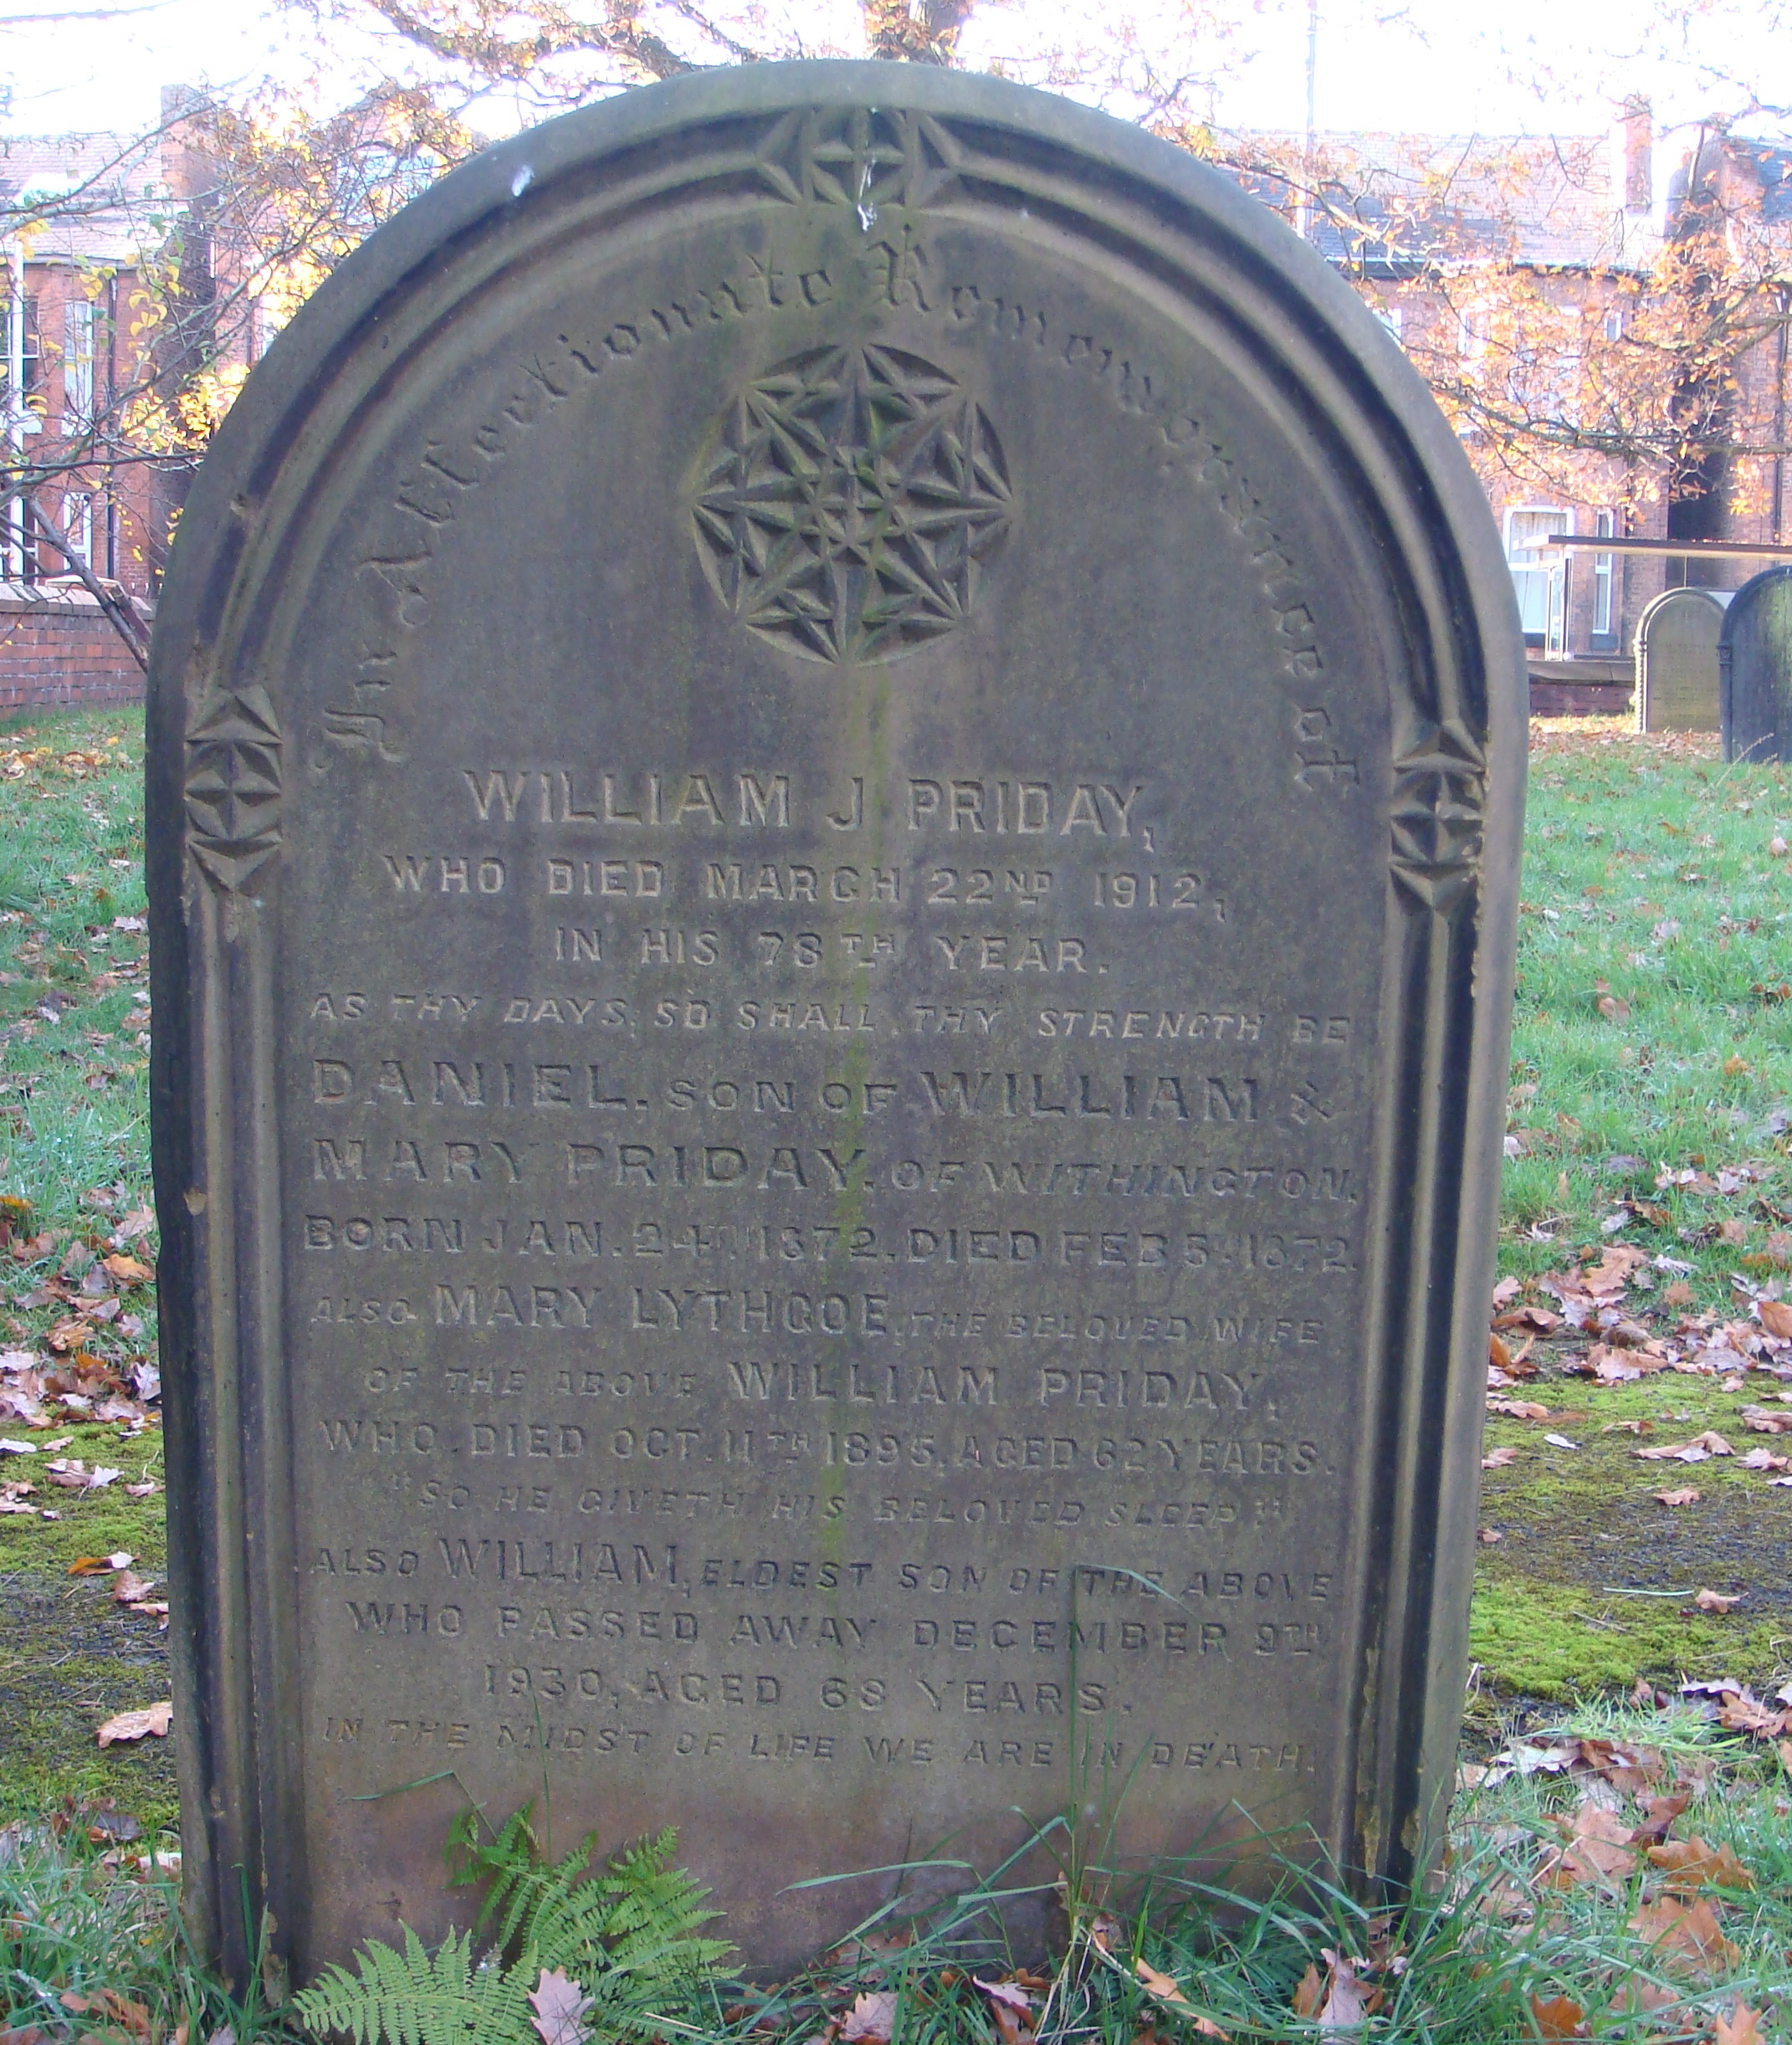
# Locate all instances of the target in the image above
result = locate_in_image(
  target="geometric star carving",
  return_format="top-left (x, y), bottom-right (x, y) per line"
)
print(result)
top-left (1389, 717), bottom-right (1487, 912)
top-left (693, 344), bottom-right (1012, 665)
top-left (752, 105), bottom-right (960, 217)
top-left (185, 684), bottom-right (283, 891)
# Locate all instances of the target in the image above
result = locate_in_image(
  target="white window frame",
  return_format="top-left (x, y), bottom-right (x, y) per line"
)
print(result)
top-left (57, 489), bottom-right (91, 570)
top-left (1505, 505), bottom-right (1569, 639)
top-left (1592, 510), bottom-right (1615, 638)
top-left (61, 298), bottom-right (94, 435)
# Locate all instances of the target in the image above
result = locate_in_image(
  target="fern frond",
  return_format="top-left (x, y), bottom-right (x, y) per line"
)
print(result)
top-left (296, 1816), bottom-right (733, 2045)
top-left (531, 1827), bottom-right (730, 1990)
top-left (293, 1926), bottom-right (534, 2045)
top-left (448, 1801), bottom-right (553, 1952)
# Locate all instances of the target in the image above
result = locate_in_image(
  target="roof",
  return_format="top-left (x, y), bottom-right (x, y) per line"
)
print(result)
top-left (1211, 129), bottom-right (1659, 274)
top-left (0, 131), bottom-right (170, 265)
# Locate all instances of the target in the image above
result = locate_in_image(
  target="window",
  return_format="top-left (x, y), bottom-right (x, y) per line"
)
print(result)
top-left (1457, 306), bottom-right (1489, 361)
top-left (0, 289), bottom-right (39, 413)
top-left (1604, 304), bottom-right (1624, 342)
top-left (61, 298), bottom-right (94, 434)
top-left (1592, 510), bottom-right (1615, 641)
top-left (1374, 304), bottom-right (1404, 345)
top-left (55, 490), bottom-right (91, 570)
top-left (1506, 507), bottom-right (1568, 639)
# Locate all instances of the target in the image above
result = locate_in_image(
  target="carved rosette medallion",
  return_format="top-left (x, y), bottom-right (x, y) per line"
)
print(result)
top-left (184, 684), bottom-right (283, 890)
top-left (1389, 720), bottom-right (1487, 911)
top-left (693, 344), bottom-right (1012, 664)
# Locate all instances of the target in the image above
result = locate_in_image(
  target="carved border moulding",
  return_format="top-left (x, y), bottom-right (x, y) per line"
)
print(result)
top-left (753, 105), bottom-right (962, 213)
top-left (183, 684), bottom-right (283, 891)
top-left (1390, 720), bottom-right (1488, 913)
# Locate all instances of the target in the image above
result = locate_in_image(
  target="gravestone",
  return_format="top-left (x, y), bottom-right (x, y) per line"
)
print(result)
top-left (1635, 587), bottom-right (1729, 734)
top-left (146, 63), bottom-right (1525, 1988)
top-left (1722, 566), bottom-right (1792, 761)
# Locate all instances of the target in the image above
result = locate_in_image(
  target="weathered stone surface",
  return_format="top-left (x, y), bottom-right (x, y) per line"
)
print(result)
top-left (146, 63), bottom-right (1525, 1987)
top-left (1636, 587), bottom-right (1728, 735)
top-left (1723, 566), bottom-right (1792, 761)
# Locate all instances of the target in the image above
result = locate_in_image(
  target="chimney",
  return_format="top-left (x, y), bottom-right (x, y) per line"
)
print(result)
top-left (1621, 95), bottom-right (1652, 213)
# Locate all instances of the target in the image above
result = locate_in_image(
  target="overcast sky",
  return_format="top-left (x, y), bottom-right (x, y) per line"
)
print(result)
top-left (0, 0), bottom-right (1784, 147)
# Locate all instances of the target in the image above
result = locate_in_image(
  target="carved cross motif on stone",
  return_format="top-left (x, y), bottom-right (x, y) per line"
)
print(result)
top-left (1389, 720), bottom-right (1487, 911)
top-left (693, 343), bottom-right (1013, 665)
top-left (753, 106), bottom-right (960, 216)
top-left (185, 684), bottom-right (283, 891)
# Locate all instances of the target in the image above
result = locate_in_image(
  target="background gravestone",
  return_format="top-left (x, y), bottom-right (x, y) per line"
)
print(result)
top-left (1722, 566), bottom-right (1792, 761)
top-left (1635, 587), bottom-right (1729, 734)
top-left (146, 63), bottom-right (1525, 1986)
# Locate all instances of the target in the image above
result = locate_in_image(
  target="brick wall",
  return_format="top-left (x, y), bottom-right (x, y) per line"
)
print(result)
top-left (0, 591), bottom-right (146, 714)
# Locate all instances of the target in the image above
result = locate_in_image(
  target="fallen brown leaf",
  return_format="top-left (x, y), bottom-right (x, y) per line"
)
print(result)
top-left (58, 1989), bottom-right (150, 2041)
top-left (1131, 1960), bottom-right (1187, 2009)
top-left (1482, 1446), bottom-right (1519, 1468)
top-left (526, 1966), bottom-right (592, 2045)
top-left (1539, 1798), bottom-right (1641, 1891)
top-left (1635, 1433), bottom-right (1733, 1463)
top-left (1628, 1791), bottom-right (1690, 1846)
top-left (1714, 1999), bottom-right (1767, 2044)
top-left (1487, 1397), bottom-right (1551, 1419)
top-left (1528, 1994), bottom-right (1589, 2040)
top-left (1716, 1689), bottom-right (1789, 1736)
top-left (1741, 1405), bottom-right (1792, 1434)
top-left (1654, 1488), bottom-right (1702, 1506)
top-left (1291, 1957), bottom-right (1368, 2028)
top-left (1759, 1299), bottom-right (1792, 1340)
top-left (842, 1993), bottom-right (897, 2045)
top-left (1573, 1737), bottom-right (1663, 1792)
top-left (1627, 1894), bottom-right (1741, 1972)
top-left (1646, 1836), bottom-right (1755, 1892)
top-left (95, 1701), bottom-right (172, 1747)
top-left (1692, 1589), bottom-right (1743, 1613)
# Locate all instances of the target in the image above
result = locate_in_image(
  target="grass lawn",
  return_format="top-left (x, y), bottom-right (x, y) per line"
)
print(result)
top-left (4, 706), bottom-right (1792, 2042)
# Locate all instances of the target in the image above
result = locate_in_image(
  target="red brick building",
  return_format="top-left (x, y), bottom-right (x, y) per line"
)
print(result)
top-left (1220, 110), bottom-right (1792, 702)
top-left (0, 103), bottom-right (219, 710)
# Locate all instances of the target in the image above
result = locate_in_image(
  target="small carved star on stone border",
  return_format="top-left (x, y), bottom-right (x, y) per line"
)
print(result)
top-left (185, 684), bottom-right (283, 891)
top-left (1390, 720), bottom-right (1487, 911)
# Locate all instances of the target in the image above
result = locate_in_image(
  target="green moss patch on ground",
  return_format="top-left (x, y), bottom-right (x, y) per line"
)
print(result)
top-left (1471, 719), bottom-right (1792, 1701)
top-left (0, 1574), bottom-right (176, 1831)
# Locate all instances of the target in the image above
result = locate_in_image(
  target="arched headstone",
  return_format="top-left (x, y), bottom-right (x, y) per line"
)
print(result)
top-left (146, 64), bottom-right (1525, 1985)
top-left (1635, 587), bottom-right (1730, 733)
top-left (1722, 566), bottom-right (1792, 761)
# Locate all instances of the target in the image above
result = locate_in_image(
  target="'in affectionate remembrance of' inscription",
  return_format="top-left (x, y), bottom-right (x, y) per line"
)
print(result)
top-left (148, 68), bottom-right (1525, 1983)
